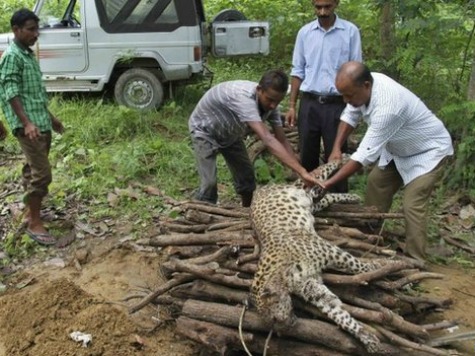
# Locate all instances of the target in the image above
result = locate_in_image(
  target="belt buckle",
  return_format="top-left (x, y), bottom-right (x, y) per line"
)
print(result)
top-left (318, 95), bottom-right (326, 104)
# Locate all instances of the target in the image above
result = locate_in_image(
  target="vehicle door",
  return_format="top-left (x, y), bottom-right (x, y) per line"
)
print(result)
top-left (36, 0), bottom-right (88, 73)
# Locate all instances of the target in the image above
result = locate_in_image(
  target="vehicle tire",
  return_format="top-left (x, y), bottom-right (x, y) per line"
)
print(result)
top-left (212, 9), bottom-right (247, 22)
top-left (114, 68), bottom-right (164, 111)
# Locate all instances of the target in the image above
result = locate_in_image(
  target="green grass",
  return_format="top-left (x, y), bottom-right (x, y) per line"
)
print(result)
top-left (0, 72), bottom-right (255, 234)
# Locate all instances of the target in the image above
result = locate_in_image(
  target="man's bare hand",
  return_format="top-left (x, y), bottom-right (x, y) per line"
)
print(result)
top-left (24, 122), bottom-right (40, 140)
top-left (51, 116), bottom-right (64, 134)
top-left (328, 149), bottom-right (343, 162)
top-left (309, 180), bottom-right (327, 202)
top-left (285, 108), bottom-right (297, 127)
top-left (0, 121), bottom-right (7, 141)
top-left (299, 171), bottom-right (319, 187)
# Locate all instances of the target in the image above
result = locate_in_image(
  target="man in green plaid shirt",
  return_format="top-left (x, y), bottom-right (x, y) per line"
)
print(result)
top-left (0, 8), bottom-right (64, 245)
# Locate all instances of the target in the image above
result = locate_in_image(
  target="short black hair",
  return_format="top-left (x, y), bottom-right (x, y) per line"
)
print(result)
top-left (11, 8), bottom-right (39, 28)
top-left (259, 69), bottom-right (289, 93)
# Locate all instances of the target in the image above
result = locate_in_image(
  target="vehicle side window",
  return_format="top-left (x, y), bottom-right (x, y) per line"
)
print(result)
top-left (95, 0), bottom-right (195, 33)
top-left (38, 0), bottom-right (81, 29)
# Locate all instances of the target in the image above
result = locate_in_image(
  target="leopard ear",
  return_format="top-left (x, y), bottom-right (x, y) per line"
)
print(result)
top-left (261, 287), bottom-right (271, 298)
top-left (260, 286), bottom-right (275, 301)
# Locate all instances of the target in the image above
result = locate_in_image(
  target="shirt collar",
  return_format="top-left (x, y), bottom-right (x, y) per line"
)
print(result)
top-left (310, 14), bottom-right (344, 32)
top-left (13, 39), bottom-right (34, 55)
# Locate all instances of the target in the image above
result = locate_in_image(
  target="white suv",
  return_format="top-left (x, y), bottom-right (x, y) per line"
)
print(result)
top-left (0, 0), bottom-right (269, 110)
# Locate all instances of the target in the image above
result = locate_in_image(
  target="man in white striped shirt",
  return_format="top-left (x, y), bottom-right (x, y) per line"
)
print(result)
top-left (320, 61), bottom-right (453, 261)
top-left (189, 70), bottom-right (318, 207)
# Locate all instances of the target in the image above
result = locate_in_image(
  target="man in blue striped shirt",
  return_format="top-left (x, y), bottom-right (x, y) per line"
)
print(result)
top-left (321, 61), bottom-right (453, 261)
top-left (286, 0), bottom-right (362, 193)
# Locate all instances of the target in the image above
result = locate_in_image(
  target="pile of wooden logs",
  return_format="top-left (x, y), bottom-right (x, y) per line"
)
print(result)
top-left (131, 200), bottom-right (461, 356)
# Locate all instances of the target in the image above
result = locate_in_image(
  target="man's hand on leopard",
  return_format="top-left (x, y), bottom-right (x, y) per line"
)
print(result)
top-left (299, 170), bottom-right (320, 187)
top-left (309, 180), bottom-right (327, 202)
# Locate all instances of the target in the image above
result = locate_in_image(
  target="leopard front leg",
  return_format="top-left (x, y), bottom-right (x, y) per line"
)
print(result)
top-left (297, 278), bottom-right (381, 353)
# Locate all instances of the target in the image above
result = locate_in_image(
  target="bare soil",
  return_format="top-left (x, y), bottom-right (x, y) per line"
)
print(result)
top-left (0, 233), bottom-right (474, 356)
top-left (0, 237), bottom-right (200, 356)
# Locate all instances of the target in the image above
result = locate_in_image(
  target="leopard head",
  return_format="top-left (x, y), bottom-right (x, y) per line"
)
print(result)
top-left (258, 280), bottom-right (296, 331)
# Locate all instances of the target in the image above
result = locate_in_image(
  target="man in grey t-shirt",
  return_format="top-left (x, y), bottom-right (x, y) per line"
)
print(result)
top-left (189, 69), bottom-right (318, 207)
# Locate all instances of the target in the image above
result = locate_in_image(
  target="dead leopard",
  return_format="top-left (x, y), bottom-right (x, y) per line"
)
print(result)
top-left (247, 161), bottom-right (389, 354)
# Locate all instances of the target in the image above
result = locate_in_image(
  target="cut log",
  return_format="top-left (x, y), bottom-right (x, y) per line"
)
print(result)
top-left (145, 231), bottom-right (254, 246)
top-left (176, 316), bottom-right (349, 356)
top-left (180, 299), bottom-right (367, 354)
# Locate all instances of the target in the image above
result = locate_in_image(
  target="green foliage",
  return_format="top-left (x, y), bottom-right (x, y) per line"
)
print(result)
top-left (0, 0), bottom-right (36, 32)
top-left (0, 0), bottom-right (475, 234)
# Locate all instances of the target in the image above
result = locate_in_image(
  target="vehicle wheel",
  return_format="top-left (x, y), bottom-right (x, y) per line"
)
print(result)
top-left (114, 68), bottom-right (164, 111)
top-left (212, 9), bottom-right (247, 22)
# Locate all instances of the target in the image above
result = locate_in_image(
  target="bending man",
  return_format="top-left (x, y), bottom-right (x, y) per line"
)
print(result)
top-left (189, 69), bottom-right (318, 207)
top-left (321, 62), bottom-right (453, 261)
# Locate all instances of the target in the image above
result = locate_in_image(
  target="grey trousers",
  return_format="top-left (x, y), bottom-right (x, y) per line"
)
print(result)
top-left (365, 158), bottom-right (447, 260)
top-left (191, 136), bottom-right (256, 204)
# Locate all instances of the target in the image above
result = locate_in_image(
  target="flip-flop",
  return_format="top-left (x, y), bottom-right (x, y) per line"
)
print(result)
top-left (26, 229), bottom-right (57, 246)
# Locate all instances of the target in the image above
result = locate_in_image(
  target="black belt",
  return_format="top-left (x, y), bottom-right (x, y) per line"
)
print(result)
top-left (302, 92), bottom-right (344, 104)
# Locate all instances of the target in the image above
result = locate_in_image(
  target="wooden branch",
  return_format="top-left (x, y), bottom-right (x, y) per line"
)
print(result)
top-left (171, 280), bottom-right (248, 305)
top-left (182, 203), bottom-right (249, 218)
top-left (161, 222), bottom-right (208, 233)
top-left (207, 220), bottom-right (250, 231)
top-left (322, 260), bottom-right (417, 286)
top-left (128, 273), bottom-right (195, 314)
top-left (176, 316), bottom-right (349, 356)
top-left (395, 293), bottom-right (453, 310)
top-left (318, 231), bottom-right (395, 256)
top-left (294, 298), bottom-right (428, 340)
top-left (184, 209), bottom-right (227, 224)
top-left (180, 299), bottom-right (367, 354)
top-left (441, 233), bottom-right (475, 254)
top-left (374, 272), bottom-right (445, 290)
top-left (321, 225), bottom-right (384, 244)
top-left (144, 231), bottom-right (253, 246)
top-left (181, 246), bottom-right (233, 265)
top-left (374, 325), bottom-right (449, 356)
top-left (315, 211), bottom-right (405, 219)
top-left (163, 258), bottom-right (251, 289)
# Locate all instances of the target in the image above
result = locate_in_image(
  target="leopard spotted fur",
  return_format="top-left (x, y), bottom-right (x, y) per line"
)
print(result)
top-left (249, 160), bottom-right (386, 353)
top-left (295, 158), bottom-right (362, 213)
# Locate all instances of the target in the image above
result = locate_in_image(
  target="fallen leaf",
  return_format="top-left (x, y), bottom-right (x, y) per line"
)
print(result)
top-left (107, 192), bottom-right (119, 207)
top-left (144, 186), bottom-right (162, 196)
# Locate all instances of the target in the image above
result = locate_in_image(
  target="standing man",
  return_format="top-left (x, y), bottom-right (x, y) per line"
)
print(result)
top-left (0, 8), bottom-right (64, 245)
top-left (286, 0), bottom-right (362, 192)
top-left (189, 69), bottom-right (318, 207)
top-left (321, 61), bottom-right (453, 261)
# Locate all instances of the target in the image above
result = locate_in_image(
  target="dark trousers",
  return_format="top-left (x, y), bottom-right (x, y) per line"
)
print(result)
top-left (297, 94), bottom-right (348, 192)
top-left (191, 136), bottom-right (256, 204)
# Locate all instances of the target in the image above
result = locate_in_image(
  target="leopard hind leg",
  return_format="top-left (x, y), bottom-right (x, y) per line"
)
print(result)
top-left (325, 243), bottom-right (385, 274)
top-left (296, 277), bottom-right (381, 353)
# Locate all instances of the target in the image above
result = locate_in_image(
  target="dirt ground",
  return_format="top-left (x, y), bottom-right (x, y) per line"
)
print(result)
top-left (0, 238), bottom-right (200, 356)
top-left (0, 234), bottom-right (474, 356)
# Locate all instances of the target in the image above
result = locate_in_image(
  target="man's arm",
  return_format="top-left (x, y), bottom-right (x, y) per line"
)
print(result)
top-left (9, 96), bottom-right (40, 140)
top-left (329, 121), bottom-right (355, 161)
top-left (247, 121), bottom-right (317, 186)
top-left (273, 125), bottom-right (297, 158)
top-left (0, 120), bottom-right (7, 141)
top-left (321, 159), bottom-right (362, 190)
top-left (285, 76), bottom-right (302, 127)
top-left (48, 110), bottom-right (64, 134)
